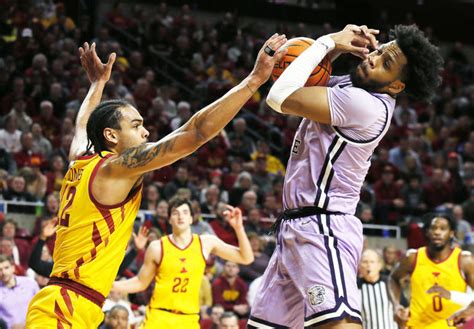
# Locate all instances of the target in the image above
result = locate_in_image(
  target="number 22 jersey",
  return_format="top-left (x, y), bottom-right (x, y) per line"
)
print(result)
top-left (408, 246), bottom-right (467, 329)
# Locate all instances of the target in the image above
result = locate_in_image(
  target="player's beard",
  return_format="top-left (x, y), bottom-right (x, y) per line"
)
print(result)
top-left (349, 65), bottom-right (389, 93)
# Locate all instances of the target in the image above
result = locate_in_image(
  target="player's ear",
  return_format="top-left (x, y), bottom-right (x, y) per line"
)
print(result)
top-left (103, 128), bottom-right (118, 145)
top-left (387, 80), bottom-right (405, 96)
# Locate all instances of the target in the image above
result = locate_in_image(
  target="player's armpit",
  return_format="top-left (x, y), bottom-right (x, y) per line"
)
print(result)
top-left (280, 86), bottom-right (331, 124)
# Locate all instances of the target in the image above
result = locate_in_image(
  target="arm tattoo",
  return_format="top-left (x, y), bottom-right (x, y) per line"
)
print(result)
top-left (118, 139), bottom-right (175, 168)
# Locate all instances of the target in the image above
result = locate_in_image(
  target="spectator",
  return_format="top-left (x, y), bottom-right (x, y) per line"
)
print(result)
top-left (401, 174), bottom-right (427, 216)
top-left (463, 189), bottom-right (474, 226)
top-left (170, 101), bottom-right (192, 130)
top-left (2, 175), bottom-right (35, 202)
top-left (1, 219), bottom-right (30, 268)
top-left (99, 304), bottom-right (129, 329)
top-left (252, 155), bottom-right (274, 194)
top-left (144, 199), bottom-right (170, 235)
top-left (388, 137), bottom-right (421, 172)
top-left (191, 200), bottom-right (215, 235)
top-left (210, 202), bottom-right (238, 246)
top-left (423, 168), bottom-right (453, 210)
top-left (453, 205), bottom-right (473, 248)
top-left (200, 304), bottom-right (225, 329)
top-left (201, 184), bottom-right (221, 215)
top-left (239, 233), bottom-right (270, 284)
top-left (33, 100), bottom-right (60, 142)
top-left (14, 132), bottom-right (45, 170)
top-left (239, 190), bottom-right (258, 216)
top-left (244, 208), bottom-right (266, 236)
top-left (31, 123), bottom-right (52, 157)
top-left (140, 183), bottom-right (161, 215)
top-left (251, 140), bottom-right (285, 176)
top-left (8, 98), bottom-right (32, 132)
top-left (227, 118), bottom-right (255, 161)
top-left (0, 149), bottom-right (16, 175)
top-left (45, 155), bottom-right (66, 194)
top-left (212, 260), bottom-right (249, 317)
top-left (218, 311), bottom-right (240, 329)
top-left (0, 255), bottom-right (39, 328)
top-left (0, 113), bottom-right (22, 153)
top-left (381, 245), bottom-right (399, 277)
top-left (373, 166), bottom-right (404, 224)
top-left (163, 165), bottom-right (198, 200)
top-left (102, 289), bottom-right (136, 326)
top-left (19, 166), bottom-right (47, 201)
top-left (228, 171), bottom-right (252, 207)
top-left (358, 249), bottom-right (397, 329)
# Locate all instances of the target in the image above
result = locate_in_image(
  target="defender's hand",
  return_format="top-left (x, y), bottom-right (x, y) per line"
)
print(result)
top-left (79, 42), bottom-right (116, 83)
top-left (427, 284), bottom-right (451, 300)
top-left (249, 33), bottom-right (288, 87)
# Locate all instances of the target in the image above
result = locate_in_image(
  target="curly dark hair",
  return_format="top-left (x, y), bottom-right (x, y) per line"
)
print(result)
top-left (390, 24), bottom-right (444, 102)
top-left (422, 212), bottom-right (457, 234)
top-left (85, 99), bottom-right (129, 157)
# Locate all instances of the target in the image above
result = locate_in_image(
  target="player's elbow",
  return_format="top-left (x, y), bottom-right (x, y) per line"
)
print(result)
top-left (241, 253), bottom-right (255, 265)
top-left (266, 90), bottom-right (285, 114)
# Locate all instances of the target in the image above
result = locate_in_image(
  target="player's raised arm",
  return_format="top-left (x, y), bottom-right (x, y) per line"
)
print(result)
top-left (202, 206), bottom-right (254, 265)
top-left (105, 34), bottom-right (287, 179)
top-left (113, 239), bottom-right (162, 294)
top-left (388, 250), bottom-right (415, 327)
top-left (266, 25), bottom-right (377, 124)
top-left (69, 42), bottom-right (116, 161)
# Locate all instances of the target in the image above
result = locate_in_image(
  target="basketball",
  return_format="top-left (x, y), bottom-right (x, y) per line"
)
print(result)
top-left (272, 37), bottom-right (332, 87)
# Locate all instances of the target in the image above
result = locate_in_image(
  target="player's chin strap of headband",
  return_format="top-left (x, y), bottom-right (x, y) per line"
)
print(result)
top-left (266, 35), bottom-right (335, 113)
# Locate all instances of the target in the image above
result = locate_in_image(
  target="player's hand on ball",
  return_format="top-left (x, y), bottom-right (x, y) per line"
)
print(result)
top-left (250, 33), bottom-right (288, 86)
top-left (79, 42), bottom-right (116, 83)
top-left (223, 205), bottom-right (244, 231)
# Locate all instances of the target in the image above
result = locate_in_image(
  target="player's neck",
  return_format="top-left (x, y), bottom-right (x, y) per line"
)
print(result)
top-left (170, 230), bottom-right (192, 247)
top-left (427, 245), bottom-right (453, 262)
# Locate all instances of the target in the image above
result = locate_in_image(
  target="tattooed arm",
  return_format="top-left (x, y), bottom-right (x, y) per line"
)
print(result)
top-left (104, 34), bottom-right (288, 179)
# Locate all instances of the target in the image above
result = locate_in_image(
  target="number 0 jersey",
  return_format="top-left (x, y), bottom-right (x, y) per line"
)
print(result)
top-left (51, 152), bottom-right (142, 297)
top-left (148, 234), bottom-right (206, 314)
top-left (408, 246), bottom-right (467, 329)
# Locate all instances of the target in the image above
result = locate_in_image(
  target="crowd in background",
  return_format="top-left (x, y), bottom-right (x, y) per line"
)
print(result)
top-left (0, 0), bottom-right (473, 327)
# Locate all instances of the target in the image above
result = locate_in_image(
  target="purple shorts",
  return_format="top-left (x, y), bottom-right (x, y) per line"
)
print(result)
top-left (248, 213), bottom-right (363, 328)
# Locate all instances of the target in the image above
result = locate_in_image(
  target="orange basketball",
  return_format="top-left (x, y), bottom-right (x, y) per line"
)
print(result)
top-left (272, 37), bottom-right (332, 87)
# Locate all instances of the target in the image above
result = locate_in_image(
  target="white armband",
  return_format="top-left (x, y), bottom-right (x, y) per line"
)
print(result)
top-left (266, 35), bottom-right (335, 113)
top-left (450, 290), bottom-right (474, 307)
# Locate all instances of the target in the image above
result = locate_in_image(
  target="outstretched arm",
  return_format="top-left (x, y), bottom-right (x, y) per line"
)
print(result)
top-left (104, 34), bottom-right (288, 179)
top-left (113, 239), bottom-right (161, 294)
top-left (266, 25), bottom-right (377, 123)
top-left (202, 206), bottom-right (254, 265)
top-left (69, 42), bottom-right (116, 161)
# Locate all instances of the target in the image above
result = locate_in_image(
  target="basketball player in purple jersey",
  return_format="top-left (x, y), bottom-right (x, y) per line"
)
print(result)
top-left (248, 24), bottom-right (443, 329)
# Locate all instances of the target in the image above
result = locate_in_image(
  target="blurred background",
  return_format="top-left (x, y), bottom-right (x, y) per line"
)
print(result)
top-left (0, 0), bottom-right (473, 327)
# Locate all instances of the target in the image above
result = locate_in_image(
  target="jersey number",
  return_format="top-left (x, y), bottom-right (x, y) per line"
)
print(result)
top-left (59, 186), bottom-right (76, 227)
top-left (432, 295), bottom-right (443, 312)
top-left (172, 277), bottom-right (189, 293)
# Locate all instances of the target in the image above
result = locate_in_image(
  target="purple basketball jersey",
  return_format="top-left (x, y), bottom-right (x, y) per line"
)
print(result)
top-left (283, 75), bottom-right (395, 215)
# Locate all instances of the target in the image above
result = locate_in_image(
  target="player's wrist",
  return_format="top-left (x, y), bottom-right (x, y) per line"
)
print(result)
top-left (316, 35), bottom-right (336, 52)
top-left (246, 75), bottom-right (264, 93)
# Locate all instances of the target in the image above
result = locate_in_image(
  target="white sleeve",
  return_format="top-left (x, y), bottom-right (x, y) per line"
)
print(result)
top-left (266, 35), bottom-right (335, 113)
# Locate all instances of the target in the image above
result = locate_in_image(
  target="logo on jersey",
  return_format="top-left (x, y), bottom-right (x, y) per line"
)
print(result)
top-left (292, 139), bottom-right (301, 155)
top-left (308, 285), bottom-right (326, 306)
